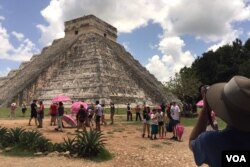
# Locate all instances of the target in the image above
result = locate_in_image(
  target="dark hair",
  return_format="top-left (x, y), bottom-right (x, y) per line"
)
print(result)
top-left (80, 105), bottom-right (83, 108)
top-left (39, 101), bottom-right (43, 105)
top-left (96, 100), bottom-right (99, 105)
top-left (59, 101), bottom-right (63, 106)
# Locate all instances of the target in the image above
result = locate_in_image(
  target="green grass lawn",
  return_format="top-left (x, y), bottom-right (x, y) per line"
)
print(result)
top-left (0, 107), bottom-right (51, 119)
top-left (181, 117), bottom-right (226, 129)
top-left (0, 107), bottom-right (227, 129)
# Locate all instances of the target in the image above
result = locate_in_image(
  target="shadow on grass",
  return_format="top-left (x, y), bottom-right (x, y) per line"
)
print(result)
top-left (1, 148), bottom-right (35, 157)
top-left (89, 148), bottom-right (113, 162)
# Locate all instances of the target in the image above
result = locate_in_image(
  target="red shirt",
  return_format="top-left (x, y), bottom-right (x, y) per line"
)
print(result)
top-left (50, 104), bottom-right (57, 115)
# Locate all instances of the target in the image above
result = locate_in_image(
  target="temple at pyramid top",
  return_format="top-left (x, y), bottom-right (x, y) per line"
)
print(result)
top-left (64, 15), bottom-right (117, 42)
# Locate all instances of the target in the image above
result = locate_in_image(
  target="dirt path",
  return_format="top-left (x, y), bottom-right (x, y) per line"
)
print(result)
top-left (0, 115), bottom-right (207, 167)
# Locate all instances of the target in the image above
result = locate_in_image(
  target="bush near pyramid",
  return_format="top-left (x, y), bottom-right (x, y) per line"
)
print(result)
top-left (0, 15), bottom-right (176, 107)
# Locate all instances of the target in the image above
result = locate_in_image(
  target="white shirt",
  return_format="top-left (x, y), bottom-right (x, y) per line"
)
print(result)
top-left (150, 112), bottom-right (159, 125)
top-left (96, 104), bottom-right (103, 116)
top-left (170, 105), bottom-right (180, 121)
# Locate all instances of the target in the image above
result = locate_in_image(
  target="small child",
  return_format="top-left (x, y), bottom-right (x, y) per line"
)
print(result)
top-left (21, 103), bottom-right (27, 117)
top-left (101, 104), bottom-right (107, 126)
top-left (10, 102), bottom-right (17, 119)
top-left (150, 109), bottom-right (159, 140)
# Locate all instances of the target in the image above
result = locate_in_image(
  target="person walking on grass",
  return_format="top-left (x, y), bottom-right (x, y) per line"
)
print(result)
top-left (10, 102), bottom-right (17, 119)
top-left (170, 101), bottom-right (180, 140)
top-left (150, 108), bottom-right (159, 140)
top-left (135, 104), bottom-right (142, 121)
top-left (37, 101), bottom-right (44, 128)
top-left (142, 105), bottom-right (151, 138)
top-left (101, 104), bottom-right (107, 126)
top-left (28, 100), bottom-right (37, 126)
top-left (55, 101), bottom-right (64, 132)
top-left (158, 109), bottom-right (165, 139)
top-left (110, 102), bottom-right (115, 125)
top-left (87, 103), bottom-right (95, 130)
top-left (95, 100), bottom-right (102, 131)
top-left (49, 102), bottom-right (58, 126)
top-left (127, 103), bottom-right (132, 121)
top-left (21, 103), bottom-right (27, 117)
top-left (76, 105), bottom-right (87, 132)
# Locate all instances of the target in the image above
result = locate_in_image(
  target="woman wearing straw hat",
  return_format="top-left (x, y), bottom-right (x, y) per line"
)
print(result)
top-left (189, 76), bottom-right (250, 167)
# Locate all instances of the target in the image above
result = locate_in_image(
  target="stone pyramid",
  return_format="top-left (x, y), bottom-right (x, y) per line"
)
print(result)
top-left (0, 15), bottom-right (176, 106)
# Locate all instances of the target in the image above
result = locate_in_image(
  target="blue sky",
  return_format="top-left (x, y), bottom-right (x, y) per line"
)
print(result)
top-left (0, 0), bottom-right (250, 82)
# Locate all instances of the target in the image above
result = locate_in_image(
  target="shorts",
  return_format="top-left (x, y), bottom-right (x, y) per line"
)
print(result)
top-left (158, 121), bottom-right (164, 126)
top-left (79, 117), bottom-right (86, 123)
top-left (172, 120), bottom-right (180, 126)
top-left (151, 124), bottom-right (158, 134)
top-left (95, 115), bottom-right (101, 123)
top-left (22, 109), bottom-right (26, 114)
top-left (30, 112), bottom-right (37, 118)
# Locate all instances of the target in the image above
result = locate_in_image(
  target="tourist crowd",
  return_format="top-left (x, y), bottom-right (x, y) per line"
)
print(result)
top-left (9, 100), bottom-right (185, 141)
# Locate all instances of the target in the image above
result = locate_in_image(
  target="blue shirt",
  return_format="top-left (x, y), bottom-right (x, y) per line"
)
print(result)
top-left (191, 127), bottom-right (250, 167)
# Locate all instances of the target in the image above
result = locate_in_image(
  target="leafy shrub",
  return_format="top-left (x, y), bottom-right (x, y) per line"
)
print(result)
top-left (19, 130), bottom-right (43, 150)
top-left (0, 127), bottom-right (8, 148)
top-left (75, 130), bottom-right (106, 157)
top-left (62, 137), bottom-right (76, 153)
top-left (19, 130), bottom-right (52, 152)
top-left (32, 136), bottom-right (52, 152)
top-left (5, 128), bottom-right (25, 146)
top-left (53, 143), bottom-right (65, 152)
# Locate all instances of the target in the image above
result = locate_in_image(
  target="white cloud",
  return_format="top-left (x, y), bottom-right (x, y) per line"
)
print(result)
top-left (0, 67), bottom-right (11, 77)
top-left (146, 55), bottom-right (170, 82)
top-left (0, 20), bottom-right (39, 62)
top-left (12, 31), bottom-right (25, 41)
top-left (0, 16), bottom-right (5, 21)
top-left (37, 0), bottom-right (250, 81)
top-left (207, 30), bottom-right (243, 51)
top-left (121, 42), bottom-right (130, 51)
top-left (146, 36), bottom-right (195, 82)
top-left (37, 0), bottom-right (167, 45)
top-left (163, 0), bottom-right (250, 41)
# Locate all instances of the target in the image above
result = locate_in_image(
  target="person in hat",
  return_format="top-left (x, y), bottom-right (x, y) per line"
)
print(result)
top-left (189, 76), bottom-right (250, 167)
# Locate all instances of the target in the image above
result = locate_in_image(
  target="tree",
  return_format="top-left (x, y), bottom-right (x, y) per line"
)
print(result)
top-left (164, 67), bottom-right (201, 103)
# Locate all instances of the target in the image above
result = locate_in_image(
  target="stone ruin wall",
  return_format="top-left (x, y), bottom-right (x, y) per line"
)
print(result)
top-left (0, 35), bottom-right (80, 107)
top-left (64, 15), bottom-right (117, 42)
top-left (2, 32), bottom-right (174, 107)
top-left (44, 33), bottom-right (151, 105)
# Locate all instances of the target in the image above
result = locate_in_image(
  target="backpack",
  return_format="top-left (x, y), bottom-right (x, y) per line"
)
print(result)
top-left (176, 124), bottom-right (184, 141)
top-left (78, 108), bottom-right (87, 122)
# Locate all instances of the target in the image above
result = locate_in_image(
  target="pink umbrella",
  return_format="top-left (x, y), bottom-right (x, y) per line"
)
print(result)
top-left (52, 95), bottom-right (71, 102)
top-left (71, 101), bottom-right (88, 114)
top-left (62, 114), bottom-right (77, 127)
top-left (196, 100), bottom-right (204, 107)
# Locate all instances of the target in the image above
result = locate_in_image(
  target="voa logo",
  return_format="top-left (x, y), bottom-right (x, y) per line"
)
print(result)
top-left (226, 155), bottom-right (246, 163)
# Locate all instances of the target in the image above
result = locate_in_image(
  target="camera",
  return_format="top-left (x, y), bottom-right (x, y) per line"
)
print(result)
top-left (199, 85), bottom-right (215, 129)
top-left (199, 85), bottom-right (210, 95)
